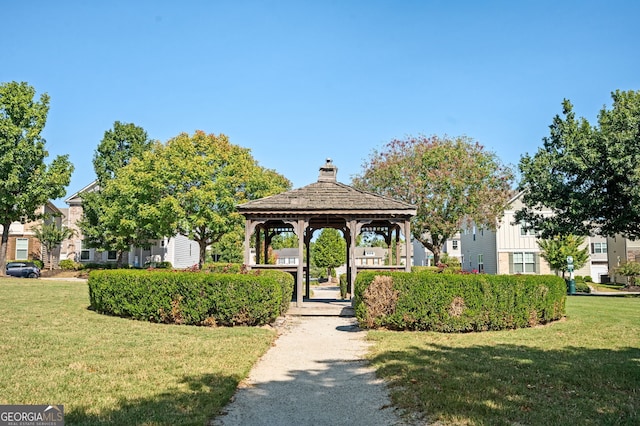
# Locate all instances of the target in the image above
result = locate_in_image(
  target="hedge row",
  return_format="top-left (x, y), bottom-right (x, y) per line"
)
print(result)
top-left (88, 269), bottom-right (293, 326)
top-left (354, 271), bottom-right (566, 332)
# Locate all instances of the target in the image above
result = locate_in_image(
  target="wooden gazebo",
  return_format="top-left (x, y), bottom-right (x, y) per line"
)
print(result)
top-left (237, 159), bottom-right (416, 307)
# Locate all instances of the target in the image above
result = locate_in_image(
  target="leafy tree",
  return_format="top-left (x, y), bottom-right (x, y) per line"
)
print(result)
top-left (209, 225), bottom-right (244, 263)
top-left (353, 135), bottom-right (514, 264)
top-left (78, 122), bottom-right (155, 266)
top-left (0, 81), bottom-right (74, 275)
top-left (537, 235), bottom-right (589, 278)
top-left (516, 90), bottom-right (640, 239)
top-left (270, 232), bottom-right (299, 250)
top-left (615, 261), bottom-right (640, 287)
top-left (130, 131), bottom-right (291, 267)
top-left (33, 219), bottom-right (75, 270)
top-left (312, 228), bottom-right (346, 279)
top-left (92, 121), bottom-right (154, 185)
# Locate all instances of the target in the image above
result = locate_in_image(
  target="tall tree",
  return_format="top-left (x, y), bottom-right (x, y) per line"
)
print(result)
top-left (78, 122), bottom-right (154, 266)
top-left (0, 81), bottom-right (74, 275)
top-left (33, 220), bottom-right (75, 270)
top-left (353, 135), bottom-right (514, 264)
top-left (312, 228), bottom-right (346, 279)
top-left (128, 131), bottom-right (291, 267)
top-left (92, 121), bottom-right (153, 185)
top-left (537, 235), bottom-right (589, 278)
top-left (516, 90), bottom-right (640, 239)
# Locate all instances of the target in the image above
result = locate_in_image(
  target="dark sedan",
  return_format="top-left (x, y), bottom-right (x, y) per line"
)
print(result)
top-left (6, 262), bottom-right (40, 278)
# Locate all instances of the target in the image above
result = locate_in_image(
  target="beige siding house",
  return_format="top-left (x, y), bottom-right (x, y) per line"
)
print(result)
top-left (63, 181), bottom-right (200, 269)
top-left (461, 192), bottom-right (608, 281)
top-left (606, 236), bottom-right (640, 284)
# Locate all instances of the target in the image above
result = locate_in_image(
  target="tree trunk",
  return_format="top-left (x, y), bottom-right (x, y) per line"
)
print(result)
top-left (117, 250), bottom-right (124, 268)
top-left (198, 240), bottom-right (207, 270)
top-left (48, 247), bottom-right (53, 271)
top-left (0, 221), bottom-right (11, 276)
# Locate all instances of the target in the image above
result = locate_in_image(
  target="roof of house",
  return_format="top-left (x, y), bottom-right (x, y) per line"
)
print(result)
top-left (238, 159), bottom-right (416, 216)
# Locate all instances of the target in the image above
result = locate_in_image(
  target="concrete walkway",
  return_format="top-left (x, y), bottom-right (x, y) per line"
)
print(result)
top-left (211, 285), bottom-right (406, 426)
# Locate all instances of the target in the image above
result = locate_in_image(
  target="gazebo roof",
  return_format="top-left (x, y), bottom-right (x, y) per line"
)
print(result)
top-left (238, 159), bottom-right (416, 216)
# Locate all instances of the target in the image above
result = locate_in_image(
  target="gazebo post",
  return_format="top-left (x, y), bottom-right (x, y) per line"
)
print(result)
top-left (296, 218), bottom-right (305, 307)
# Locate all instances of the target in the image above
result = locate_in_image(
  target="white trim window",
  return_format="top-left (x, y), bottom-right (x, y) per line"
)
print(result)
top-left (591, 242), bottom-right (607, 254)
top-left (15, 238), bottom-right (29, 260)
top-left (512, 252), bottom-right (537, 273)
top-left (477, 254), bottom-right (484, 273)
top-left (80, 240), bottom-right (91, 261)
top-left (107, 250), bottom-right (118, 261)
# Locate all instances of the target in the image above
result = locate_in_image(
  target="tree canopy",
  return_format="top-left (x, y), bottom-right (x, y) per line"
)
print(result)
top-left (537, 234), bottom-right (589, 278)
top-left (352, 135), bottom-right (514, 264)
top-left (0, 81), bottom-right (74, 274)
top-left (516, 90), bottom-right (640, 239)
top-left (311, 228), bottom-right (346, 278)
top-left (116, 131), bottom-right (291, 267)
top-left (33, 220), bottom-right (75, 270)
top-left (78, 122), bottom-right (155, 266)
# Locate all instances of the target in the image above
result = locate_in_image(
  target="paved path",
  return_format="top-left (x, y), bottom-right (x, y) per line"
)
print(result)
top-left (211, 285), bottom-right (405, 426)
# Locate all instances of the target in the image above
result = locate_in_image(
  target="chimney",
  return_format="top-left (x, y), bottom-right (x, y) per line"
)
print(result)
top-left (318, 158), bottom-right (338, 182)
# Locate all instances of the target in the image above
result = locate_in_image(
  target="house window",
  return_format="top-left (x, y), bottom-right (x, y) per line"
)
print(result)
top-left (365, 250), bottom-right (375, 256)
top-left (513, 252), bottom-right (536, 273)
top-left (478, 254), bottom-right (484, 273)
top-left (452, 240), bottom-right (459, 250)
top-left (520, 221), bottom-right (537, 236)
top-left (107, 251), bottom-right (117, 261)
top-left (373, 258), bottom-right (380, 265)
top-left (80, 241), bottom-right (90, 261)
top-left (15, 238), bottom-right (29, 260)
top-left (592, 242), bottom-right (607, 254)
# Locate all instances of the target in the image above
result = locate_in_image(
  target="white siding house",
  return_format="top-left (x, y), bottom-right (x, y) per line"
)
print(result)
top-left (461, 192), bottom-right (608, 281)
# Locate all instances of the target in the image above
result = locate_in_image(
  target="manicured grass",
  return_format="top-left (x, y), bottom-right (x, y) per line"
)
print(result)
top-left (0, 278), bottom-right (276, 425)
top-left (367, 296), bottom-right (640, 425)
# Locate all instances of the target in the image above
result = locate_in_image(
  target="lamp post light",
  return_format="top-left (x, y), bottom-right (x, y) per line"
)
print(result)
top-left (567, 255), bottom-right (576, 295)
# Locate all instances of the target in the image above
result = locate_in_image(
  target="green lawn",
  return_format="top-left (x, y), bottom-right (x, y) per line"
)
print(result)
top-left (367, 296), bottom-right (640, 425)
top-left (0, 278), bottom-right (276, 425)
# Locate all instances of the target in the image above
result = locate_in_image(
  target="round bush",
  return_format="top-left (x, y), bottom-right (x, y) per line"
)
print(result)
top-left (354, 271), bottom-right (566, 332)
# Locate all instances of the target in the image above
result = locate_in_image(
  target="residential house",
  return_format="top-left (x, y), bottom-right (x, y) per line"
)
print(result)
top-left (460, 192), bottom-right (609, 282)
top-left (412, 234), bottom-right (462, 266)
top-left (63, 182), bottom-right (200, 269)
top-left (606, 236), bottom-right (640, 284)
top-left (0, 202), bottom-right (63, 268)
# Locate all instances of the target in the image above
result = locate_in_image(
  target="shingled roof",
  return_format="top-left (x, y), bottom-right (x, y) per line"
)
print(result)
top-left (238, 159), bottom-right (416, 215)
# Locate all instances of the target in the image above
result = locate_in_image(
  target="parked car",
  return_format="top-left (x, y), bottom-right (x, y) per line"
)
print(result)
top-left (5, 262), bottom-right (40, 278)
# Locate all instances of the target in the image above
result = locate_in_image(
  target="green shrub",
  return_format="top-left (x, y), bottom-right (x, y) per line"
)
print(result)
top-left (88, 270), bottom-right (286, 326)
top-left (354, 271), bottom-right (566, 332)
top-left (144, 261), bottom-right (173, 269)
top-left (575, 280), bottom-right (591, 293)
top-left (59, 259), bottom-right (81, 270)
top-left (202, 262), bottom-right (246, 274)
top-left (32, 259), bottom-right (44, 269)
top-left (339, 273), bottom-right (348, 299)
top-left (257, 270), bottom-right (294, 315)
top-left (584, 275), bottom-right (593, 282)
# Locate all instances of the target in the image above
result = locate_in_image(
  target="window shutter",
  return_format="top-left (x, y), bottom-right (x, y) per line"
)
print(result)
top-left (509, 253), bottom-right (513, 274)
top-left (535, 253), bottom-right (540, 274)
top-left (591, 243), bottom-right (595, 254)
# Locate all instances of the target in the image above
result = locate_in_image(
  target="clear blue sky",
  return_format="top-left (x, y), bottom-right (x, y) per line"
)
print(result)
top-left (3, 1), bottom-right (639, 206)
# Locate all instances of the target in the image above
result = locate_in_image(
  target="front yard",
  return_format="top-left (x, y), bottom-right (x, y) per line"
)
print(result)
top-left (1, 278), bottom-right (638, 425)
top-left (0, 278), bottom-right (276, 425)
top-left (367, 295), bottom-right (640, 425)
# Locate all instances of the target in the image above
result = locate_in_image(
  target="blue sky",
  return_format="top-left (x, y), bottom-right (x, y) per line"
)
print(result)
top-left (3, 1), bottom-right (639, 206)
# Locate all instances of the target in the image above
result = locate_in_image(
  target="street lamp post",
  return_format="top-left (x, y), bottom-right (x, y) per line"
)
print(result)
top-left (567, 255), bottom-right (576, 295)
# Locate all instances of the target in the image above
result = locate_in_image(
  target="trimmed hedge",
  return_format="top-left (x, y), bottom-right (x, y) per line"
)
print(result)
top-left (354, 271), bottom-right (566, 332)
top-left (88, 269), bottom-right (293, 326)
